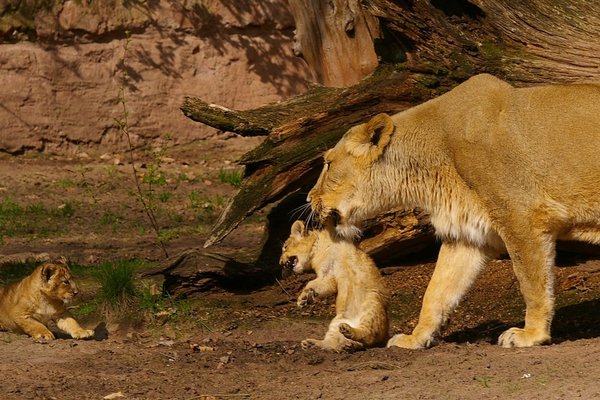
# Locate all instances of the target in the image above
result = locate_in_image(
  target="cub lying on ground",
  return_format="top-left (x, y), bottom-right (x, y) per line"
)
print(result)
top-left (307, 73), bottom-right (600, 348)
top-left (280, 220), bottom-right (389, 352)
top-left (0, 257), bottom-right (94, 341)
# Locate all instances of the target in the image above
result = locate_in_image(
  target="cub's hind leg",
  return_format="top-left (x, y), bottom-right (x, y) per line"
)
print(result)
top-left (339, 304), bottom-right (389, 347)
top-left (303, 319), bottom-right (364, 352)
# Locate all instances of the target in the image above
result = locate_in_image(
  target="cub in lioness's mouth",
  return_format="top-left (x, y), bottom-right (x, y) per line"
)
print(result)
top-left (280, 220), bottom-right (389, 352)
top-left (0, 257), bottom-right (94, 341)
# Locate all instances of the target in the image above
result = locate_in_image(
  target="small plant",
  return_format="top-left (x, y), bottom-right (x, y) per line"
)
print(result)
top-left (158, 191), bottom-right (171, 203)
top-left (55, 178), bottom-right (76, 189)
top-left (219, 168), bottom-right (243, 187)
top-left (114, 30), bottom-right (169, 258)
top-left (0, 197), bottom-right (23, 217)
top-left (95, 259), bottom-right (141, 304)
top-left (58, 202), bottom-right (75, 217)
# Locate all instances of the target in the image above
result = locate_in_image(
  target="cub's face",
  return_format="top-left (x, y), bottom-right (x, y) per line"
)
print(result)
top-left (279, 221), bottom-right (316, 275)
top-left (308, 113), bottom-right (395, 239)
top-left (39, 259), bottom-right (79, 304)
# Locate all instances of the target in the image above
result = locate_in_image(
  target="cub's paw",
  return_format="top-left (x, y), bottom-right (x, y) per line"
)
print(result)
top-left (297, 288), bottom-right (317, 308)
top-left (386, 333), bottom-right (430, 350)
top-left (339, 323), bottom-right (356, 340)
top-left (33, 331), bottom-right (55, 343)
top-left (301, 338), bottom-right (319, 350)
top-left (340, 339), bottom-right (363, 353)
top-left (71, 328), bottom-right (95, 340)
top-left (498, 327), bottom-right (550, 348)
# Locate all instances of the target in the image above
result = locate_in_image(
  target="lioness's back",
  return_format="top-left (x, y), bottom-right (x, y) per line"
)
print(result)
top-left (430, 75), bottom-right (600, 208)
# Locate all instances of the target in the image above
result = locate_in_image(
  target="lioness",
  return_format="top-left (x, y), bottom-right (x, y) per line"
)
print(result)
top-left (308, 74), bottom-right (600, 348)
top-left (280, 220), bottom-right (389, 352)
top-left (0, 257), bottom-right (94, 341)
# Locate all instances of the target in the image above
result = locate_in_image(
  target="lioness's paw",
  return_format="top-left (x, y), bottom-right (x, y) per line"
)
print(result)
top-left (498, 327), bottom-right (550, 348)
top-left (71, 329), bottom-right (95, 339)
top-left (386, 334), bottom-right (429, 350)
top-left (297, 288), bottom-right (316, 307)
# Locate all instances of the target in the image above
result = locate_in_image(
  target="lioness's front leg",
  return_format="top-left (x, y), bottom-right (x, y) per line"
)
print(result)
top-left (56, 313), bottom-right (94, 339)
top-left (497, 233), bottom-right (554, 348)
top-left (297, 276), bottom-right (337, 307)
top-left (387, 241), bottom-right (491, 349)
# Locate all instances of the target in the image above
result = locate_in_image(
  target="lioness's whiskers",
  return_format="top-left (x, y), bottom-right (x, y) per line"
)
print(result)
top-left (289, 203), bottom-right (312, 221)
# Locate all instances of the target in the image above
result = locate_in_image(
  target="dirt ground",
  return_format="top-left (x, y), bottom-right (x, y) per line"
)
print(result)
top-left (1, 137), bottom-right (600, 400)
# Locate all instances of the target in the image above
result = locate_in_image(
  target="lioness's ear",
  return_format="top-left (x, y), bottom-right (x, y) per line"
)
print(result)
top-left (290, 220), bottom-right (306, 238)
top-left (41, 263), bottom-right (56, 282)
top-left (365, 113), bottom-right (394, 149)
top-left (346, 113), bottom-right (394, 161)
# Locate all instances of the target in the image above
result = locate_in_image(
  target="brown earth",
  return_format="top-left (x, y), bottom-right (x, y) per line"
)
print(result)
top-left (1, 138), bottom-right (600, 399)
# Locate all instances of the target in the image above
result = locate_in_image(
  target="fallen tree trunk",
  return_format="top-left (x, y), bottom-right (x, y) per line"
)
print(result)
top-left (161, 0), bottom-right (600, 293)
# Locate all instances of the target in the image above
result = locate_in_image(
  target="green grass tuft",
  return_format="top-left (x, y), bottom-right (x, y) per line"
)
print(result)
top-left (95, 259), bottom-right (142, 304)
top-left (218, 168), bottom-right (243, 187)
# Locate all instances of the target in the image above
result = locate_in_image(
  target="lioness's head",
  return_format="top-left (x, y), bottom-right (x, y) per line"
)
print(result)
top-left (308, 113), bottom-right (395, 239)
top-left (38, 258), bottom-right (79, 304)
top-left (279, 220), bottom-right (317, 275)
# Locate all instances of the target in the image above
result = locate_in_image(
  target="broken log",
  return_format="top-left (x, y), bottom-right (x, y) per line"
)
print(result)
top-left (166, 0), bottom-right (600, 292)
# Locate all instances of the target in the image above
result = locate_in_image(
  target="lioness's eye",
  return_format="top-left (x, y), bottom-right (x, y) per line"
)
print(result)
top-left (62, 280), bottom-right (69, 285)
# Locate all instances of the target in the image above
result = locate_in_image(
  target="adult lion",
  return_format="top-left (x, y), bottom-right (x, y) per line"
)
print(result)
top-left (307, 74), bottom-right (600, 348)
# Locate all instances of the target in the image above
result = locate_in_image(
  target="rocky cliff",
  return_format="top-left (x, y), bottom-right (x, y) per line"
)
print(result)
top-left (0, 0), bottom-right (310, 154)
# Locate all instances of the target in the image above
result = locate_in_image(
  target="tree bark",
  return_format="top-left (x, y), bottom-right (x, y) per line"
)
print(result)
top-left (288, 0), bottom-right (380, 87)
top-left (168, 0), bottom-right (600, 293)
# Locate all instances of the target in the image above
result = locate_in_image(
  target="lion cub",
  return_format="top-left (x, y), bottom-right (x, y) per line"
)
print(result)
top-left (0, 257), bottom-right (94, 341)
top-left (280, 220), bottom-right (389, 352)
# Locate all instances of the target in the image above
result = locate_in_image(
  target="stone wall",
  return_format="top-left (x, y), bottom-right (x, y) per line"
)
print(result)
top-left (0, 0), bottom-right (310, 154)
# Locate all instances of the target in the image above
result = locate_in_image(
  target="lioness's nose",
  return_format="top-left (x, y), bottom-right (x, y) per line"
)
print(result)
top-left (306, 193), bottom-right (312, 202)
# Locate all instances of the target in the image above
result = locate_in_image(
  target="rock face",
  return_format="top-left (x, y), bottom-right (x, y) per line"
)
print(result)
top-left (0, 0), bottom-right (310, 155)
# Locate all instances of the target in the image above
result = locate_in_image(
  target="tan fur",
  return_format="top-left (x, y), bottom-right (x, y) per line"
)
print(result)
top-left (0, 258), bottom-right (94, 341)
top-left (308, 74), bottom-right (600, 348)
top-left (280, 220), bottom-right (389, 352)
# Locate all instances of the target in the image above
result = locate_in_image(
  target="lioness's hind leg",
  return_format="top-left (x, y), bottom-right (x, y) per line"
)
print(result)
top-left (498, 233), bottom-right (554, 348)
top-left (388, 242), bottom-right (492, 349)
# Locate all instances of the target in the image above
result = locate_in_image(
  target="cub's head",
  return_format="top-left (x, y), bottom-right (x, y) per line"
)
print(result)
top-left (279, 220), bottom-right (317, 275)
top-left (308, 113), bottom-right (395, 239)
top-left (38, 257), bottom-right (79, 304)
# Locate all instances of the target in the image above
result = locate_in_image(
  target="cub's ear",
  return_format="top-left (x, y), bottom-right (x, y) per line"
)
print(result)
top-left (41, 263), bottom-right (57, 282)
top-left (345, 113), bottom-right (395, 161)
top-left (290, 220), bottom-right (306, 238)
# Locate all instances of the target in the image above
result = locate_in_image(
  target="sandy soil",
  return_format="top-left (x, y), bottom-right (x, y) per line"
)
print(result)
top-left (1, 137), bottom-right (600, 400)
